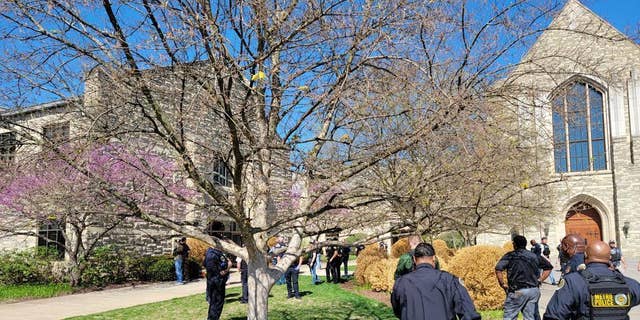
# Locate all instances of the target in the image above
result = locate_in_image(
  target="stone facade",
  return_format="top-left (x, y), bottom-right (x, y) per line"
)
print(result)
top-left (478, 0), bottom-right (640, 257)
top-left (0, 65), bottom-right (292, 257)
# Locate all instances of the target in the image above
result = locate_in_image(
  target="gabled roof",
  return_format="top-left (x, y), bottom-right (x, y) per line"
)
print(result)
top-left (506, 0), bottom-right (640, 89)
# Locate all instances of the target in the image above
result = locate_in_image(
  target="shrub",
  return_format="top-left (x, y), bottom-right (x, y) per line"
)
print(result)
top-left (186, 238), bottom-right (209, 263)
top-left (80, 246), bottom-right (129, 287)
top-left (0, 249), bottom-right (55, 285)
top-left (502, 241), bottom-right (514, 251)
top-left (363, 258), bottom-right (398, 292)
top-left (184, 257), bottom-right (202, 280)
top-left (447, 245), bottom-right (507, 310)
top-left (390, 238), bottom-right (410, 258)
top-left (148, 257), bottom-right (176, 281)
top-left (354, 243), bottom-right (387, 285)
top-left (432, 239), bottom-right (453, 263)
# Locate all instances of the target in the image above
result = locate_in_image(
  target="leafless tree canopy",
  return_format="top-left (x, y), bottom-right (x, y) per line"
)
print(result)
top-left (0, 0), bottom-right (589, 316)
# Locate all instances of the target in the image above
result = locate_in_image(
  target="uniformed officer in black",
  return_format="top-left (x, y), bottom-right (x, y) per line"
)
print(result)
top-left (391, 242), bottom-right (480, 320)
top-left (495, 235), bottom-right (553, 320)
top-left (543, 240), bottom-right (640, 319)
top-left (204, 247), bottom-right (229, 320)
top-left (561, 234), bottom-right (586, 275)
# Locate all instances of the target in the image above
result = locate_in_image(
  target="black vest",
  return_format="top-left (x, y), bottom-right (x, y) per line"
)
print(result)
top-left (579, 269), bottom-right (631, 319)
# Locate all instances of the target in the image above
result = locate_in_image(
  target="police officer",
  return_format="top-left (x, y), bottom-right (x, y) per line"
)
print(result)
top-left (328, 242), bottom-right (342, 283)
top-left (561, 234), bottom-right (586, 275)
top-left (203, 247), bottom-right (229, 320)
top-left (609, 240), bottom-right (626, 270)
top-left (324, 244), bottom-right (335, 282)
top-left (543, 240), bottom-right (640, 319)
top-left (495, 235), bottom-right (553, 320)
top-left (391, 243), bottom-right (481, 320)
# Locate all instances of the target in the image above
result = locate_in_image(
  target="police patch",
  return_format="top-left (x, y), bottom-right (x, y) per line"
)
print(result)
top-left (557, 278), bottom-right (565, 289)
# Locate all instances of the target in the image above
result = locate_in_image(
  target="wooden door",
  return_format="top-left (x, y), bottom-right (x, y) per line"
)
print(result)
top-left (565, 206), bottom-right (602, 244)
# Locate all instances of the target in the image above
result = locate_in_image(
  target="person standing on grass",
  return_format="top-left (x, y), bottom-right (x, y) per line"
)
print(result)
top-left (285, 255), bottom-right (304, 299)
top-left (204, 246), bottom-right (229, 320)
top-left (236, 255), bottom-right (248, 304)
top-left (308, 241), bottom-right (321, 285)
top-left (391, 242), bottom-right (481, 320)
top-left (172, 237), bottom-right (190, 284)
top-left (341, 245), bottom-right (351, 277)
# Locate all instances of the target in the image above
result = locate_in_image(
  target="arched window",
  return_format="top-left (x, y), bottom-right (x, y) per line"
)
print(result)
top-left (552, 82), bottom-right (606, 173)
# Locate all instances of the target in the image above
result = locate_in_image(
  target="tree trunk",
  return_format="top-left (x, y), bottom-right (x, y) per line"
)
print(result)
top-left (246, 260), bottom-right (278, 320)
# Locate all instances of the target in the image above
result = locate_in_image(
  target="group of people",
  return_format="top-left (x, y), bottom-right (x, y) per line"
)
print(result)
top-left (390, 233), bottom-right (640, 320)
top-left (500, 234), bottom-right (640, 320)
top-left (174, 232), bottom-right (640, 320)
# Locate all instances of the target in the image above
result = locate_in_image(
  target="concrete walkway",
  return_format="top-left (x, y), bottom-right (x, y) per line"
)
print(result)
top-left (0, 273), bottom-right (239, 320)
top-left (2, 261), bottom-right (640, 319)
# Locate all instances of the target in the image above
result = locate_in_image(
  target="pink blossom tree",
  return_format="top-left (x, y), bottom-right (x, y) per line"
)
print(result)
top-left (0, 144), bottom-right (195, 286)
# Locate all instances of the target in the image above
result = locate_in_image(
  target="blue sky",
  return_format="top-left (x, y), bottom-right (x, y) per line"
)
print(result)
top-left (584, 0), bottom-right (640, 38)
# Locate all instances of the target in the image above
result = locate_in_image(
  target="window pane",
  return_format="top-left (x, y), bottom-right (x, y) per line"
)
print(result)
top-left (212, 159), bottom-right (232, 187)
top-left (552, 96), bottom-right (565, 143)
top-left (570, 141), bottom-right (589, 171)
top-left (567, 83), bottom-right (588, 142)
top-left (589, 87), bottom-right (605, 139)
top-left (554, 143), bottom-right (568, 173)
top-left (592, 139), bottom-right (607, 170)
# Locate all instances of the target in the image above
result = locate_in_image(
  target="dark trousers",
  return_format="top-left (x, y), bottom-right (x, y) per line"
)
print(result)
top-left (206, 275), bottom-right (226, 320)
top-left (240, 268), bottom-right (248, 302)
top-left (342, 256), bottom-right (349, 275)
top-left (325, 261), bottom-right (332, 282)
top-left (285, 266), bottom-right (300, 297)
top-left (330, 261), bottom-right (340, 283)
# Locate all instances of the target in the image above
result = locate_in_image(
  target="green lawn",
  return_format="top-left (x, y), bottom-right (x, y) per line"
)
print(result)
top-left (0, 283), bottom-right (72, 302)
top-left (65, 276), bottom-right (505, 319)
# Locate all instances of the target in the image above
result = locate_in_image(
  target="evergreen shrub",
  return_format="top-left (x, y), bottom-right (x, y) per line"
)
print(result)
top-left (0, 249), bottom-right (56, 285)
top-left (80, 246), bottom-right (129, 287)
top-left (447, 245), bottom-right (506, 310)
top-left (148, 257), bottom-right (176, 281)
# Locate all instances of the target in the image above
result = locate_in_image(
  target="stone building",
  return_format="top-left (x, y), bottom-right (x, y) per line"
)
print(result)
top-left (478, 0), bottom-right (640, 256)
top-left (0, 65), bottom-right (291, 258)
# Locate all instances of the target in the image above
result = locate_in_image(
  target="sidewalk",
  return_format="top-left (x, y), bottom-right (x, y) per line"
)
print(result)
top-left (0, 272), bottom-right (240, 320)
